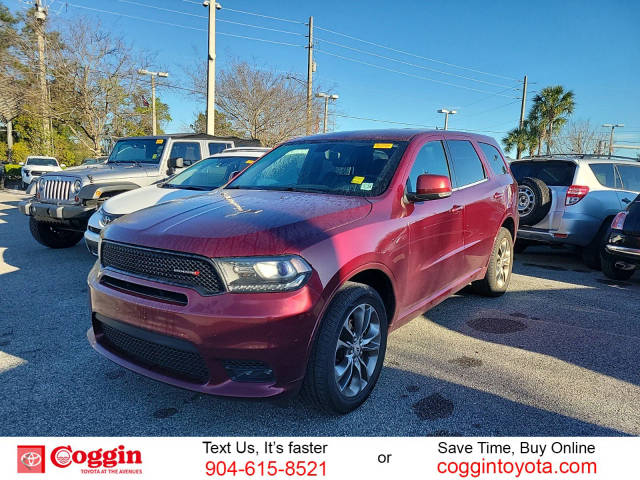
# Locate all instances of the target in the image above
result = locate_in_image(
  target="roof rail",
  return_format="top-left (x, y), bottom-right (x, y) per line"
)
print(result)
top-left (519, 153), bottom-right (639, 162)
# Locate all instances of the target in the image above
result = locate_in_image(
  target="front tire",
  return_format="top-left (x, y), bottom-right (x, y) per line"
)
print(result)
top-left (471, 227), bottom-right (514, 297)
top-left (302, 282), bottom-right (388, 414)
top-left (29, 218), bottom-right (84, 249)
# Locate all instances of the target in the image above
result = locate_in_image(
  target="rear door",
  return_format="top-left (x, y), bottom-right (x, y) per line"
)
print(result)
top-left (405, 138), bottom-right (464, 307)
top-left (445, 138), bottom-right (502, 273)
top-left (615, 163), bottom-right (640, 208)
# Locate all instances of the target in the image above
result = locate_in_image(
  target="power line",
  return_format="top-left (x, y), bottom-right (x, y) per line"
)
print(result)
top-left (315, 48), bottom-right (516, 98)
top-left (182, 0), bottom-right (303, 24)
top-left (461, 100), bottom-right (520, 118)
top-left (334, 113), bottom-right (437, 129)
top-left (315, 37), bottom-right (518, 90)
top-left (315, 24), bottom-right (520, 82)
top-left (65, 3), bottom-right (304, 47)
top-left (118, 0), bottom-right (305, 36)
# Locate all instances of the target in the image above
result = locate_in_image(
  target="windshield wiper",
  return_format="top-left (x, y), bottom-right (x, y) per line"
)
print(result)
top-left (165, 184), bottom-right (211, 191)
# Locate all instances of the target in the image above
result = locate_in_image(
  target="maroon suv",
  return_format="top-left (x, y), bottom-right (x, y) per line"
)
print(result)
top-left (88, 130), bottom-right (518, 413)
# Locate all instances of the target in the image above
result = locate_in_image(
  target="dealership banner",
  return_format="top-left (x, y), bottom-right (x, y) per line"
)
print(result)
top-left (2, 437), bottom-right (639, 479)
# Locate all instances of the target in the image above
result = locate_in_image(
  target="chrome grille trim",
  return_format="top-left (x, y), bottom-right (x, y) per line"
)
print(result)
top-left (39, 176), bottom-right (76, 203)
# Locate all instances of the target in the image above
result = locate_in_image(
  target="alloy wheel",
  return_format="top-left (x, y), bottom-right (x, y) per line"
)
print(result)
top-left (334, 303), bottom-right (381, 398)
top-left (495, 237), bottom-right (511, 288)
top-left (518, 185), bottom-right (535, 216)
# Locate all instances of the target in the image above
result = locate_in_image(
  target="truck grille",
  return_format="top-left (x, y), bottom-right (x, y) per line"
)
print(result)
top-left (101, 240), bottom-right (225, 295)
top-left (40, 176), bottom-right (74, 202)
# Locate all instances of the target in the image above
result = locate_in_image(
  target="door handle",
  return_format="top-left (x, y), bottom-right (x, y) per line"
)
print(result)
top-left (622, 197), bottom-right (632, 204)
top-left (493, 192), bottom-right (504, 199)
top-left (450, 205), bottom-right (464, 213)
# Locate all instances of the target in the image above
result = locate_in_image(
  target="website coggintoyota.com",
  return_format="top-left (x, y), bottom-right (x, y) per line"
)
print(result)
top-left (2, 0), bottom-right (640, 478)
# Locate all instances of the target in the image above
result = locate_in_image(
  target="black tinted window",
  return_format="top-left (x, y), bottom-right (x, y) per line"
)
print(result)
top-left (510, 160), bottom-right (576, 186)
top-left (447, 140), bottom-right (486, 187)
top-left (170, 142), bottom-right (202, 165)
top-left (478, 142), bottom-right (508, 175)
top-left (618, 165), bottom-right (640, 192)
top-left (209, 142), bottom-right (232, 155)
top-left (406, 141), bottom-right (450, 193)
top-left (589, 163), bottom-right (620, 189)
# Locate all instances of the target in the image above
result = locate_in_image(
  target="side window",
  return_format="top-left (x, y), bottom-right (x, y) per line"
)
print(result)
top-left (478, 142), bottom-right (508, 175)
top-left (589, 163), bottom-right (619, 189)
top-left (617, 165), bottom-right (640, 192)
top-left (170, 142), bottom-right (201, 166)
top-left (406, 141), bottom-right (451, 193)
top-left (208, 142), bottom-right (231, 155)
top-left (446, 140), bottom-right (486, 188)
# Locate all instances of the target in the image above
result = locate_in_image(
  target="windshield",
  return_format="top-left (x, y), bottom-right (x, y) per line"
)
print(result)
top-left (164, 156), bottom-right (259, 190)
top-left (108, 138), bottom-right (166, 164)
top-left (26, 157), bottom-right (57, 166)
top-left (226, 140), bottom-right (409, 196)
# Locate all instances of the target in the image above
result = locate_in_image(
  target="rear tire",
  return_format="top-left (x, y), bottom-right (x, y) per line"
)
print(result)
top-left (29, 218), bottom-right (84, 249)
top-left (518, 177), bottom-right (551, 226)
top-left (302, 282), bottom-right (388, 414)
top-left (601, 254), bottom-right (635, 280)
top-left (471, 227), bottom-right (513, 297)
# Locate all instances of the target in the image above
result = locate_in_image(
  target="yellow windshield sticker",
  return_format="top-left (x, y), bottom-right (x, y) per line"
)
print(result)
top-left (245, 159), bottom-right (255, 164)
top-left (156, 139), bottom-right (164, 144)
top-left (152, 153), bottom-right (158, 159)
top-left (351, 176), bottom-right (365, 184)
top-left (373, 143), bottom-right (393, 149)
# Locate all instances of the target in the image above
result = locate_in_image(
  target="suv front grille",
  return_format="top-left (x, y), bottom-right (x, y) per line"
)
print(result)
top-left (101, 241), bottom-right (225, 295)
top-left (96, 315), bottom-right (209, 384)
top-left (40, 177), bottom-right (73, 202)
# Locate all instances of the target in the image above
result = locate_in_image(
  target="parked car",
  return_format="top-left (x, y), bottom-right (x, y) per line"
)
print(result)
top-left (83, 147), bottom-right (270, 254)
top-left (510, 154), bottom-right (640, 268)
top-left (20, 156), bottom-right (64, 189)
top-left (18, 134), bottom-right (258, 249)
top-left (601, 193), bottom-right (640, 280)
top-left (87, 129), bottom-right (518, 413)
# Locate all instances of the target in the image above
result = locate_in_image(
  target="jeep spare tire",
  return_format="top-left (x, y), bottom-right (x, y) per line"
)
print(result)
top-left (517, 177), bottom-right (551, 226)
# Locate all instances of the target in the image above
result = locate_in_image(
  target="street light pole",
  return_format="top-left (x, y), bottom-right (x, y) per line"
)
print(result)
top-left (316, 93), bottom-right (339, 133)
top-left (204, 1), bottom-right (221, 135)
top-left (602, 123), bottom-right (624, 156)
top-left (138, 69), bottom-right (169, 135)
top-left (437, 108), bottom-right (457, 130)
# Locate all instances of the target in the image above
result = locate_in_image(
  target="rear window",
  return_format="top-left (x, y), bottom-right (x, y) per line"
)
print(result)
top-left (478, 142), bottom-right (508, 175)
top-left (589, 163), bottom-right (621, 189)
top-left (510, 160), bottom-right (576, 186)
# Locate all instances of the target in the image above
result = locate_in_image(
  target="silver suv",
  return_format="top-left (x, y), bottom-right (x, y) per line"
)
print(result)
top-left (510, 154), bottom-right (640, 268)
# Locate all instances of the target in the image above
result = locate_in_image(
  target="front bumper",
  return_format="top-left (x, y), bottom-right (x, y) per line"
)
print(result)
top-left (84, 229), bottom-right (100, 255)
top-left (87, 263), bottom-right (323, 398)
top-left (19, 199), bottom-right (95, 222)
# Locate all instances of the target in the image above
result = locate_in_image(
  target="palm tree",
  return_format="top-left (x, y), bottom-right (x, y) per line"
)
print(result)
top-left (503, 120), bottom-right (540, 158)
top-left (530, 86), bottom-right (575, 154)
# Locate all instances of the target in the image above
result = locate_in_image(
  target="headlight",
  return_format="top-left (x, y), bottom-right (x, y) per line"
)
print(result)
top-left (38, 178), bottom-right (45, 190)
top-left (23, 169), bottom-right (30, 175)
top-left (73, 179), bottom-right (82, 192)
top-left (215, 255), bottom-right (312, 293)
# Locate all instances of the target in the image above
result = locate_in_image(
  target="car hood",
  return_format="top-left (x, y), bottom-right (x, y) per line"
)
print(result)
top-left (103, 184), bottom-right (212, 215)
top-left (104, 189), bottom-right (372, 257)
top-left (45, 163), bottom-right (159, 181)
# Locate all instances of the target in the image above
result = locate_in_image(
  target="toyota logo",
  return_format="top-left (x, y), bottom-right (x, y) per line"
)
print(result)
top-left (20, 451), bottom-right (42, 470)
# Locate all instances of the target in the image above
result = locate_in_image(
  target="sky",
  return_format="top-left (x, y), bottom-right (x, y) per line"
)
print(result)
top-left (6, 0), bottom-right (640, 154)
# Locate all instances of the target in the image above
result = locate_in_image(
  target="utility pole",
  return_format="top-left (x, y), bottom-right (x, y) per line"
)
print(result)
top-left (204, 1), bottom-right (221, 135)
top-left (306, 16), bottom-right (314, 135)
top-left (34, 0), bottom-right (50, 155)
top-left (138, 69), bottom-right (169, 135)
top-left (316, 93), bottom-right (339, 133)
top-left (602, 123), bottom-right (624, 156)
top-left (516, 74), bottom-right (528, 159)
top-left (6, 120), bottom-right (12, 160)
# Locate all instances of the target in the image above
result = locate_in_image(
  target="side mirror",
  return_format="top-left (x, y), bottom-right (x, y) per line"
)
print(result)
top-left (168, 157), bottom-right (184, 168)
top-left (409, 174), bottom-right (452, 201)
top-left (61, 163), bottom-right (66, 168)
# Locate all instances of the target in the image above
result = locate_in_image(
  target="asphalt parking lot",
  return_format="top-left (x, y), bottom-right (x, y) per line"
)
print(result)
top-left (1, 188), bottom-right (639, 436)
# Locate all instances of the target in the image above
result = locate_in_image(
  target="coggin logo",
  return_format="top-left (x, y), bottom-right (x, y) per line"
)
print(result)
top-left (51, 445), bottom-right (142, 469)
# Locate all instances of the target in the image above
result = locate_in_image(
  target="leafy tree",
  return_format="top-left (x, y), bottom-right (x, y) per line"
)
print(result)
top-left (190, 110), bottom-right (239, 137)
top-left (503, 120), bottom-right (540, 158)
top-left (530, 86), bottom-right (575, 155)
